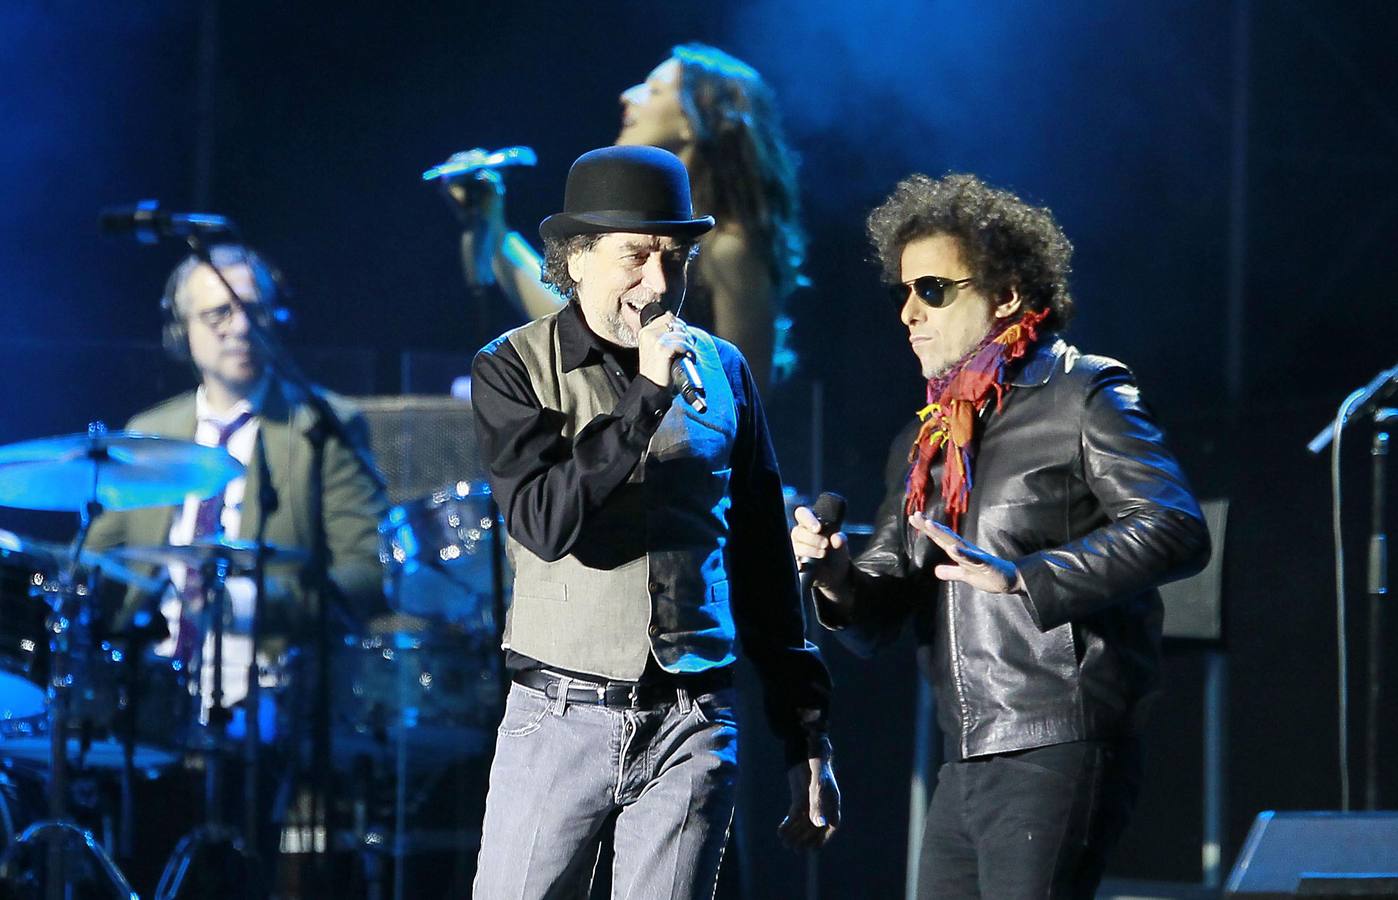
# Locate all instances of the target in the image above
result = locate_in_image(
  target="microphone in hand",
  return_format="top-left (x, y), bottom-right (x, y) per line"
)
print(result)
top-left (796, 491), bottom-right (848, 599)
top-left (639, 301), bottom-right (707, 413)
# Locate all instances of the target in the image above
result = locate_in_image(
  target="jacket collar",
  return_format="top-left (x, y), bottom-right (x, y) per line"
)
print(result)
top-left (1008, 335), bottom-right (1068, 388)
top-left (157, 376), bottom-right (297, 432)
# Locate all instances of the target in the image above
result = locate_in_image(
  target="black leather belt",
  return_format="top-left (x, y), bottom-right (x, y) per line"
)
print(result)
top-left (512, 667), bottom-right (732, 710)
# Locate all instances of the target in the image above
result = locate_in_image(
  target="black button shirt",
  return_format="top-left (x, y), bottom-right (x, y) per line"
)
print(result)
top-left (470, 302), bottom-right (831, 765)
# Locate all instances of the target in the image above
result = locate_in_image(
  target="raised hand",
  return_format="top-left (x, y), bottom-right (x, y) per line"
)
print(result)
top-left (908, 511), bottom-right (1024, 594)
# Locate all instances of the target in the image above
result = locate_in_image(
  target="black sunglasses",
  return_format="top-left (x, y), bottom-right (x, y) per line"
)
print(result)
top-left (889, 275), bottom-right (975, 309)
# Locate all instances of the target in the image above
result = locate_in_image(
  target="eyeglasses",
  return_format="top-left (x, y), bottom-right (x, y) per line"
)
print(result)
top-left (191, 301), bottom-right (274, 331)
top-left (889, 275), bottom-right (975, 309)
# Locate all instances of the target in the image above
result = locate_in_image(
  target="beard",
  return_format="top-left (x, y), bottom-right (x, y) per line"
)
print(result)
top-left (604, 309), bottom-right (639, 347)
top-left (922, 349), bottom-right (970, 380)
top-left (919, 339), bottom-right (978, 380)
top-left (918, 309), bottom-right (997, 379)
top-left (920, 314), bottom-right (1015, 382)
top-left (603, 287), bottom-right (664, 348)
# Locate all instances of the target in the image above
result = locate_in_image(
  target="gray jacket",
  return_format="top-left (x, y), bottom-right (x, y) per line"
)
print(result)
top-left (85, 378), bottom-right (388, 638)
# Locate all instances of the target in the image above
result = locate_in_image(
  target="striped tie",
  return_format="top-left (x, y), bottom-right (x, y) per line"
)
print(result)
top-left (172, 409), bottom-right (255, 664)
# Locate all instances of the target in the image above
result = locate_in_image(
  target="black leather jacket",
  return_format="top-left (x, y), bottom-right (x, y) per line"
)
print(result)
top-left (819, 338), bottom-right (1210, 760)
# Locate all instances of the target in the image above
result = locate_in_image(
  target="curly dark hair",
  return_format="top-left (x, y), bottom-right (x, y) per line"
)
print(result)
top-left (672, 43), bottom-right (807, 299)
top-left (540, 233), bottom-right (603, 301)
top-left (866, 173), bottom-right (1074, 329)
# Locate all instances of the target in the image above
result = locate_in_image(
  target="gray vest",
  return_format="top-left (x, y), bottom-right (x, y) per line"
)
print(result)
top-left (502, 310), bottom-right (738, 680)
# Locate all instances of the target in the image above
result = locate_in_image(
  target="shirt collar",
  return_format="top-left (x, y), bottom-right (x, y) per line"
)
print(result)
top-left (195, 374), bottom-right (270, 428)
top-left (559, 301), bottom-right (620, 373)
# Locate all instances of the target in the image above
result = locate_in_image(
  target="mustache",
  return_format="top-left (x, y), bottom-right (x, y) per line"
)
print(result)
top-left (620, 288), bottom-right (662, 307)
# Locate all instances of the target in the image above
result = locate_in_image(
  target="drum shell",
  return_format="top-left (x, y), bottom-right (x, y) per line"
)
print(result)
top-left (379, 484), bottom-right (508, 630)
top-left (0, 553), bottom-right (53, 724)
top-left (0, 644), bottom-right (198, 771)
top-left (331, 629), bottom-right (500, 763)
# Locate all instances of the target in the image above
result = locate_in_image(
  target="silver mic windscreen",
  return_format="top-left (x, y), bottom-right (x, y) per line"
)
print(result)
top-left (422, 146), bottom-right (538, 181)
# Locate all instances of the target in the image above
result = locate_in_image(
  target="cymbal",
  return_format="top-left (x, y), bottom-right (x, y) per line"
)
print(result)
top-left (0, 430), bottom-right (243, 512)
top-left (109, 538), bottom-right (309, 575)
top-left (0, 528), bottom-right (167, 593)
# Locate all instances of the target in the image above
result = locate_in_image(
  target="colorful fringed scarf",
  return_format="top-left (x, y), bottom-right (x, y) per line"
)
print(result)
top-left (904, 308), bottom-right (1051, 530)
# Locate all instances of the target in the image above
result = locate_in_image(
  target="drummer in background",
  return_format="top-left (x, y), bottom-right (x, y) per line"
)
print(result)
top-left (84, 242), bottom-right (387, 738)
top-left (446, 42), bottom-right (807, 394)
top-left (84, 243), bottom-right (387, 891)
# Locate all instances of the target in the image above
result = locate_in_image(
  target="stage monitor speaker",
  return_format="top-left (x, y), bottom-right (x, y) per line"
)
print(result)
top-left (1161, 497), bottom-right (1228, 641)
top-left (1225, 811), bottom-right (1398, 898)
top-left (352, 395), bottom-right (482, 505)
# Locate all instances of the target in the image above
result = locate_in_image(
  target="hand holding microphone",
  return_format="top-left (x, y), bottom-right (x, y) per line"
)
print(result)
top-left (441, 166), bottom-right (505, 220)
top-left (429, 147), bottom-right (536, 288)
top-left (792, 492), bottom-right (850, 596)
top-left (428, 146), bottom-right (532, 220)
top-left (639, 302), bottom-right (706, 413)
top-left (444, 169), bottom-right (506, 288)
top-left (422, 145), bottom-right (538, 182)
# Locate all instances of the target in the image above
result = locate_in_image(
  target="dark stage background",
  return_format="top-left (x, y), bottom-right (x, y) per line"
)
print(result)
top-left (2, 1), bottom-right (1397, 896)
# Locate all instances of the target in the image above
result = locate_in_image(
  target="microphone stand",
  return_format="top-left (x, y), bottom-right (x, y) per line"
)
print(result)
top-left (181, 233), bottom-right (384, 499)
top-left (1365, 415), bottom-right (1391, 810)
top-left (244, 429), bottom-right (277, 879)
top-left (1309, 365), bottom-right (1398, 810)
top-left (1307, 362), bottom-right (1398, 454)
top-left (182, 232), bottom-right (387, 895)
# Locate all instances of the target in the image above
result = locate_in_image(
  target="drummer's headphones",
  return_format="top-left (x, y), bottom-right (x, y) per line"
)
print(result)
top-left (159, 244), bottom-right (292, 364)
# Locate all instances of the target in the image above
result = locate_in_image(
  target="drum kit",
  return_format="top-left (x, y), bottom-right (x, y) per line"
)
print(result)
top-left (0, 425), bottom-right (506, 898)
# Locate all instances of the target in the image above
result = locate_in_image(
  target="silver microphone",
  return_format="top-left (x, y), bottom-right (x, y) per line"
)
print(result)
top-left (639, 302), bottom-right (707, 413)
top-left (421, 145), bottom-right (538, 181)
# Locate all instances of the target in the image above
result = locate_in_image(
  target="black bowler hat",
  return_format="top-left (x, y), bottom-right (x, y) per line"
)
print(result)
top-left (539, 146), bottom-right (716, 241)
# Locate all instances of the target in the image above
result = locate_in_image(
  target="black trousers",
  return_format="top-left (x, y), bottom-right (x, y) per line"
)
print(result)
top-left (917, 738), bottom-right (1142, 900)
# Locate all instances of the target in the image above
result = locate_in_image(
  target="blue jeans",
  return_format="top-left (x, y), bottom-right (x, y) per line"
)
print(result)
top-left (473, 679), bottom-right (739, 899)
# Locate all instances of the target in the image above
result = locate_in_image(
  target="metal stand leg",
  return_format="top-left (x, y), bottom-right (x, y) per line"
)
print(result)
top-left (0, 820), bottom-right (139, 900)
top-left (905, 676), bottom-right (936, 900)
top-left (155, 560), bottom-right (261, 899)
top-left (1202, 650), bottom-right (1228, 889)
top-left (156, 824), bottom-right (258, 900)
top-left (1364, 425), bottom-right (1389, 811)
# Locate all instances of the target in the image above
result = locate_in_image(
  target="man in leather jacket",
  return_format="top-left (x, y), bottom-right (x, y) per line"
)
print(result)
top-left (792, 173), bottom-right (1210, 899)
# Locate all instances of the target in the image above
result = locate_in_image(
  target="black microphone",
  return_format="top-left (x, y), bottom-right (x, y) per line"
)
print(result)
top-left (799, 491), bottom-right (848, 599)
top-left (639, 301), bottom-right (707, 413)
top-left (99, 199), bottom-right (233, 245)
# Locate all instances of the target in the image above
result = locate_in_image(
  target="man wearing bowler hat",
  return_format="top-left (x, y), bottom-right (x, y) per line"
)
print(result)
top-left (470, 145), bottom-right (839, 897)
